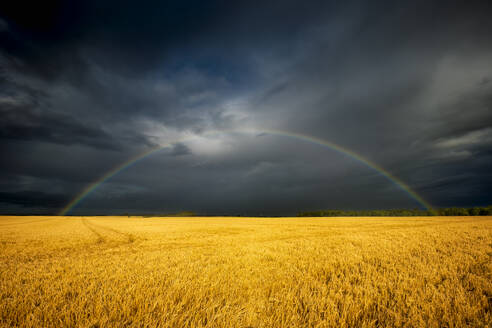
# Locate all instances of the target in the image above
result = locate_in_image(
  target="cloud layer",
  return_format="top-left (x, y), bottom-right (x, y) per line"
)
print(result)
top-left (1, 0), bottom-right (491, 214)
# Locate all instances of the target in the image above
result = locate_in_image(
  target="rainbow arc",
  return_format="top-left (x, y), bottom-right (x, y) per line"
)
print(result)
top-left (59, 129), bottom-right (432, 215)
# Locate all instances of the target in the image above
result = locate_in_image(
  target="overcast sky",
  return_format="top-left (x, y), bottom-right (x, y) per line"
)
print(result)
top-left (1, 0), bottom-right (491, 215)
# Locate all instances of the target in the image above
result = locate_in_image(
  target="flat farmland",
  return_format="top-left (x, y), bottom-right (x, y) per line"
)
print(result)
top-left (0, 216), bottom-right (491, 327)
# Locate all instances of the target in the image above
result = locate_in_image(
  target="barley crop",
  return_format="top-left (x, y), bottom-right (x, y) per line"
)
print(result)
top-left (0, 216), bottom-right (491, 327)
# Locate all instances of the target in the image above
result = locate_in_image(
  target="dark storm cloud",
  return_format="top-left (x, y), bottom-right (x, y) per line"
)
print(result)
top-left (0, 74), bottom-right (157, 150)
top-left (0, 190), bottom-right (68, 208)
top-left (170, 143), bottom-right (192, 156)
top-left (0, 102), bottom-right (118, 150)
top-left (1, 0), bottom-right (492, 214)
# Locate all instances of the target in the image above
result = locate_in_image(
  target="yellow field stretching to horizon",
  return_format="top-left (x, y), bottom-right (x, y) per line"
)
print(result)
top-left (0, 216), bottom-right (491, 327)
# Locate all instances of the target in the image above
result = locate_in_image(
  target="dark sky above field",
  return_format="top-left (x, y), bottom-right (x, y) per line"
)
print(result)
top-left (1, 0), bottom-right (491, 215)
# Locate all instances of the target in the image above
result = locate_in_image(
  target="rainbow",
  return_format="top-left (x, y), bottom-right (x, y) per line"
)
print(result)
top-left (59, 129), bottom-right (432, 215)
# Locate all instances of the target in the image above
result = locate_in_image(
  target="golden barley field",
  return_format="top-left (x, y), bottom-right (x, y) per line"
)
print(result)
top-left (0, 216), bottom-right (491, 327)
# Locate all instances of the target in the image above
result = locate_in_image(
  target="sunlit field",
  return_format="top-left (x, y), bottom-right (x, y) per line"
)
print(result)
top-left (1, 216), bottom-right (491, 327)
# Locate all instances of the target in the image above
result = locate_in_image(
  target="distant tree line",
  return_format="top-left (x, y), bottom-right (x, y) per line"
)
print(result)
top-left (297, 206), bottom-right (492, 217)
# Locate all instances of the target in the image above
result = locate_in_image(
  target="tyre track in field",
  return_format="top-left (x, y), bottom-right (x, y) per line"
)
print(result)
top-left (81, 218), bottom-right (106, 244)
top-left (3, 219), bottom-right (139, 265)
top-left (81, 218), bottom-right (136, 245)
